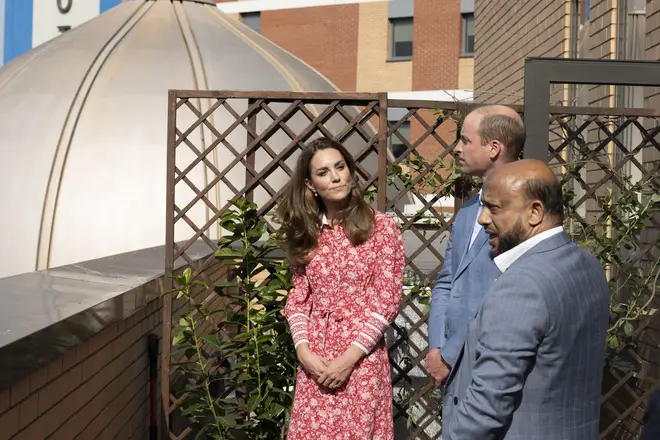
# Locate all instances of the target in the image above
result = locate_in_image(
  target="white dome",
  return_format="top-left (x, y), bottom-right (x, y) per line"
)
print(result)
top-left (0, 0), bottom-right (341, 278)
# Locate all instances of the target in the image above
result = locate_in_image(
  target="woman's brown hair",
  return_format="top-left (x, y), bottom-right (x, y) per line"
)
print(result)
top-left (276, 137), bottom-right (375, 265)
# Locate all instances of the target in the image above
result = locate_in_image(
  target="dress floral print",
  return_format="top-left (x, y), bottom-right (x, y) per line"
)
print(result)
top-left (285, 211), bottom-right (405, 440)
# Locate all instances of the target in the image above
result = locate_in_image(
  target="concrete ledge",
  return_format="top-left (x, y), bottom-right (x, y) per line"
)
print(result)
top-left (0, 242), bottom-right (213, 391)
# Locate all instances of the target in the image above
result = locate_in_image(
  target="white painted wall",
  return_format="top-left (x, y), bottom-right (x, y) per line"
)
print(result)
top-left (32, 0), bottom-right (101, 47)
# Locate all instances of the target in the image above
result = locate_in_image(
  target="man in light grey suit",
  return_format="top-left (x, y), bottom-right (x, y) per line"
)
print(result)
top-left (425, 105), bottom-right (525, 428)
top-left (446, 159), bottom-right (610, 440)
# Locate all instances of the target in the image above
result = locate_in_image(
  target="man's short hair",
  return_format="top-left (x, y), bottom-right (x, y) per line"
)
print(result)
top-left (478, 114), bottom-right (526, 161)
top-left (523, 178), bottom-right (565, 223)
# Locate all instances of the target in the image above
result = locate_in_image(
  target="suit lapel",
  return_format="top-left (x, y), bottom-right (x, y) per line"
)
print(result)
top-left (454, 200), bottom-right (487, 279)
top-left (455, 227), bottom-right (488, 279)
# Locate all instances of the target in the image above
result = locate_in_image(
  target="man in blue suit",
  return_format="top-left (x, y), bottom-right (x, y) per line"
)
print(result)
top-left (425, 105), bottom-right (525, 427)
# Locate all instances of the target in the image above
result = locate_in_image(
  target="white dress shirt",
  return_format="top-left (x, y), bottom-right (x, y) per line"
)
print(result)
top-left (468, 189), bottom-right (483, 249)
top-left (493, 226), bottom-right (564, 273)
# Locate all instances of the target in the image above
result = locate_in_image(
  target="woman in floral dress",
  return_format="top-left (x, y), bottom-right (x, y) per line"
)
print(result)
top-left (277, 137), bottom-right (405, 440)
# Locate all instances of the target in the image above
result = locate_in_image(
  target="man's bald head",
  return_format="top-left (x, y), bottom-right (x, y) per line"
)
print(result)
top-left (473, 104), bottom-right (523, 124)
top-left (479, 159), bottom-right (564, 258)
top-left (486, 159), bottom-right (564, 224)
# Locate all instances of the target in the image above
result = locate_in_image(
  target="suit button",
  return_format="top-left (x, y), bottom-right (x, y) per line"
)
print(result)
top-left (454, 397), bottom-right (458, 405)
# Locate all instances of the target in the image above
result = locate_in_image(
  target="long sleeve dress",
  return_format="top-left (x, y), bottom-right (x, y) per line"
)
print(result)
top-left (284, 211), bottom-right (405, 440)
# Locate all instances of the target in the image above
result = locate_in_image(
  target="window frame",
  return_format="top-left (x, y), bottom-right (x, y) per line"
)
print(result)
top-left (389, 17), bottom-right (413, 61)
top-left (461, 13), bottom-right (475, 57)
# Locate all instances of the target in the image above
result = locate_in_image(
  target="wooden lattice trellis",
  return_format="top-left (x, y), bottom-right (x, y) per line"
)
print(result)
top-left (163, 90), bottom-right (660, 440)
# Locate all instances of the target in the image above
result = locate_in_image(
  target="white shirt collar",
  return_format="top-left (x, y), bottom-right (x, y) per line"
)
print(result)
top-left (321, 214), bottom-right (333, 229)
top-left (493, 226), bottom-right (564, 272)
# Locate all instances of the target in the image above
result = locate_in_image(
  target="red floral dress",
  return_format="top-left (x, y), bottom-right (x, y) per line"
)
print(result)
top-left (284, 211), bottom-right (405, 440)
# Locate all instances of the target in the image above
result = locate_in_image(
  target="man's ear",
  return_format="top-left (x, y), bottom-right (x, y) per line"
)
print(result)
top-left (527, 200), bottom-right (544, 227)
top-left (488, 140), bottom-right (505, 161)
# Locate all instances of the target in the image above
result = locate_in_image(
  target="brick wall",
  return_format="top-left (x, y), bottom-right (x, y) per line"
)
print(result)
top-left (412, 0), bottom-right (461, 91)
top-left (646, 0), bottom-right (660, 174)
top-left (458, 57), bottom-right (474, 89)
top-left (474, 0), bottom-right (571, 104)
top-left (260, 5), bottom-right (359, 91)
top-left (0, 254), bottom-right (231, 440)
top-left (355, 1), bottom-right (412, 92)
top-left (587, 0), bottom-right (618, 107)
top-left (0, 300), bottom-right (162, 440)
top-left (409, 0), bottom-right (461, 161)
top-left (646, 0), bottom-right (660, 106)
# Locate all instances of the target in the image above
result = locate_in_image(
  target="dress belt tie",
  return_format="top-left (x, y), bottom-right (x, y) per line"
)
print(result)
top-left (316, 308), bottom-right (344, 351)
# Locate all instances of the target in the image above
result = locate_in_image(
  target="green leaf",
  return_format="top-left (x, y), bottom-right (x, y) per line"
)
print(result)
top-left (193, 425), bottom-right (212, 440)
top-left (181, 402), bottom-right (205, 416)
top-left (247, 393), bottom-right (262, 411)
top-left (217, 415), bottom-right (237, 428)
top-left (215, 248), bottom-right (245, 259)
top-left (202, 334), bottom-right (224, 349)
top-left (193, 279), bottom-right (209, 289)
top-left (623, 321), bottom-right (634, 337)
top-left (611, 303), bottom-right (626, 314)
top-left (607, 334), bottom-right (620, 349)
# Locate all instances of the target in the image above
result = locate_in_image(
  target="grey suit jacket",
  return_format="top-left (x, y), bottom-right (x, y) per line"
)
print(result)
top-left (446, 232), bottom-right (610, 440)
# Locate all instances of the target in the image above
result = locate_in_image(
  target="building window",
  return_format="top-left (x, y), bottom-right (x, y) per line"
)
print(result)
top-left (389, 121), bottom-right (411, 158)
top-left (461, 13), bottom-right (475, 56)
top-left (241, 12), bottom-right (261, 33)
top-left (390, 18), bottom-right (413, 60)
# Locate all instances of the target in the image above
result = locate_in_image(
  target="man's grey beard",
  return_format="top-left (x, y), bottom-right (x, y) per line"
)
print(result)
top-left (489, 219), bottom-right (525, 259)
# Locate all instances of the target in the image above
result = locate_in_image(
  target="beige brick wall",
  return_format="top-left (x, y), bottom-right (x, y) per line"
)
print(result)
top-left (646, 0), bottom-right (660, 167)
top-left (458, 57), bottom-right (474, 89)
top-left (0, 301), bottom-right (162, 440)
top-left (474, 0), bottom-right (572, 104)
top-left (356, 2), bottom-right (412, 92)
top-left (646, 0), bottom-right (660, 105)
top-left (587, 0), bottom-right (618, 107)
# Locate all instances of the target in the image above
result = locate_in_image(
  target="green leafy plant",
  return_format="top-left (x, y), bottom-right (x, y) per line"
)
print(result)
top-left (556, 128), bottom-right (660, 356)
top-left (167, 200), bottom-right (297, 439)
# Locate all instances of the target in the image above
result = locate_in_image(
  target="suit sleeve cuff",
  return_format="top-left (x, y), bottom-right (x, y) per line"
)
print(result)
top-left (440, 341), bottom-right (460, 368)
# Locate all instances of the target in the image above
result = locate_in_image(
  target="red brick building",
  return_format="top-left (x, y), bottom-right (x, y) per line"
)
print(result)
top-left (214, 0), bottom-right (474, 96)
top-left (213, 0), bottom-right (475, 157)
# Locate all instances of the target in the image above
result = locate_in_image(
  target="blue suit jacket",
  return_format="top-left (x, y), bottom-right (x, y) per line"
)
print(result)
top-left (429, 194), bottom-right (501, 369)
